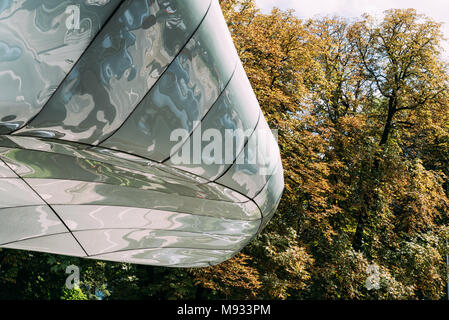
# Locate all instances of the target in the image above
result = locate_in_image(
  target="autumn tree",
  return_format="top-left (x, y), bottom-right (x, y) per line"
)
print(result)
top-left (1, 1), bottom-right (449, 300)
top-left (212, 1), bottom-right (449, 299)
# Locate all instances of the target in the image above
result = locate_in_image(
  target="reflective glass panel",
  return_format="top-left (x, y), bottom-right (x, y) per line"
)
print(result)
top-left (74, 229), bottom-right (250, 255)
top-left (164, 63), bottom-right (260, 180)
top-left (90, 247), bottom-right (234, 267)
top-left (26, 178), bottom-right (261, 220)
top-left (0, 146), bottom-right (247, 202)
top-left (15, 0), bottom-right (210, 144)
top-left (216, 114), bottom-right (281, 198)
top-left (55, 205), bottom-right (259, 235)
top-left (0, 0), bottom-right (122, 133)
top-left (2, 233), bottom-right (86, 257)
top-left (0, 159), bottom-right (15, 177)
top-left (0, 205), bottom-right (66, 244)
top-left (254, 162), bottom-right (284, 219)
top-left (101, 0), bottom-right (238, 161)
top-left (0, 178), bottom-right (44, 207)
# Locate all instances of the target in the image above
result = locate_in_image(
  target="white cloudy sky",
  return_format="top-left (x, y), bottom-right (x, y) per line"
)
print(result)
top-left (255, 0), bottom-right (449, 59)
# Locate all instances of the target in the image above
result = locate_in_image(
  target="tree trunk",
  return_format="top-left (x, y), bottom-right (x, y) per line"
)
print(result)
top-left (379, 96), bottom-right (396, 146)
top-left (353, 96), bottom-right (396, 251)
top-left (352, 212), bottom-right (365, 251)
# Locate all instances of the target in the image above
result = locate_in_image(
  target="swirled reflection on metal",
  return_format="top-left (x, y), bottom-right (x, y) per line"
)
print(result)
top-left (100, 0), bottom-right (238, 160)
top-left (164, 63), bottom-right (261, 179)
top-left (0, 0), bottom-right (122, 133)
top-left (216, 110), bottom-right (282, 198)
top-left (254, 163), bottom-right (285, 231)
top-left (15, 0), bottom-right (211, 143)
top-left (0, 0), bottom-right (284, 267)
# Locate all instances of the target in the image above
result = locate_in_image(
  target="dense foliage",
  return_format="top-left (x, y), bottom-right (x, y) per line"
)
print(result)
top-left (1, 0), bottom-right (449, 300)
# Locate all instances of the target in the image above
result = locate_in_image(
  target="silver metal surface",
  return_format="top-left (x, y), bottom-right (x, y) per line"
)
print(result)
top-left (0, 0), bottom-right (122, 133)
top-left (0, 0), bottom-right (284, 267)
top-left (16, 0), bottom-right (211, 143)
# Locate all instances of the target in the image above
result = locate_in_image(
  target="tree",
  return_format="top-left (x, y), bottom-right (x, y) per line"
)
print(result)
top-left (1, 1), bottom-right (449, 300)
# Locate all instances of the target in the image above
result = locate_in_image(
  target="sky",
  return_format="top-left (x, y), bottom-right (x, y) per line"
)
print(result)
top-left (255, 0), bottom-right (449, 59)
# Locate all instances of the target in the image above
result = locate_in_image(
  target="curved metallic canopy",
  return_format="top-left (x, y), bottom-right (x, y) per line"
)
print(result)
top-left (0, 0), bottom-right (284, 267)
